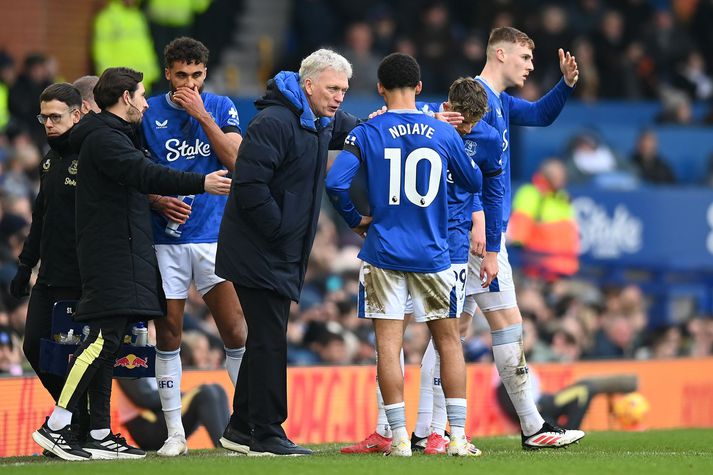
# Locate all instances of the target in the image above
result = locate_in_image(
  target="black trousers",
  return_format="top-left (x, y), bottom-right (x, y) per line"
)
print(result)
top-left (125, 384), bottom-right (229, 449)
top-left (230, 285), bottom-right (291, 441)
top-left (23, 284), bottom-right (89, 429)
top-left (59, 315), bottom-right (128, 430)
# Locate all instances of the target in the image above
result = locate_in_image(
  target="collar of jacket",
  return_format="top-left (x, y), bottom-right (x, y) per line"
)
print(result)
top-left (46, 127), bottom-right (74, 156)
top-left (97, 110), bottom-right (142, 146)
top-left (273, 71), bottom-right (332, 132)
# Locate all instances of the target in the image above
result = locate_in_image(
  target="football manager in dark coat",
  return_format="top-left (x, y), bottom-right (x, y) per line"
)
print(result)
top-left (216, 49), bottom-right (361, 456)
top-left (31, 67), bottom-right (232, 461)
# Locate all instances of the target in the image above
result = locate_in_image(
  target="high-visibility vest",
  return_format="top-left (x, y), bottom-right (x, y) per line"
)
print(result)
top-left (508, 177), bottom-right (580, 278)
top-left (0, 83), bottom-right (8, 131)
top-left (93, 0), bottom-right (160, 88)
top-left (146, 0), bottom-right (211, 27)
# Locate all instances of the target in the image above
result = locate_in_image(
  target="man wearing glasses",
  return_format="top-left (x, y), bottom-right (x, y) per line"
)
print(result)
top-left (10, 83), bottom-right (88, 447)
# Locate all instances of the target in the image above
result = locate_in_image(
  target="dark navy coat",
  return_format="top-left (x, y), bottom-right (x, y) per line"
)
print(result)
top-left (216, 72), bottom-right (359, 301)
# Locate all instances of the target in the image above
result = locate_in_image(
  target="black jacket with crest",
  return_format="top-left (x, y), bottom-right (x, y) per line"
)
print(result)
top-left (70, 111), bottom-right (205, 321)
top-left (18, 130), bottom-right (81, 287)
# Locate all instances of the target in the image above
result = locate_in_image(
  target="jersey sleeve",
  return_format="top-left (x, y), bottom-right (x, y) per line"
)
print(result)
top-left (329, 110), bottom-right (361, 150)
top-left (479, 128), bottom-right (505, 252)
top-left (472, 192), bottom-right (483, 212)
top-left (506, 78), bottom-right (573, 127)
top-left (325, 125), bottom-right (367, 228)
top-left (325, 151), bottom-right (363, 228)
top-left (341, 125), bottom-right (365, 162)
top-left (218, 96), bottom-right (241, 134)
top-left (473, 124), bottom-right (504, 177)
top-left (446, 128), bottom-right (482, 194)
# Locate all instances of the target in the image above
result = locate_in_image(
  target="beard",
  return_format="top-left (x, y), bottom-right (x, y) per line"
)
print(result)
top-left (127, 104), bottom-right (143, 124)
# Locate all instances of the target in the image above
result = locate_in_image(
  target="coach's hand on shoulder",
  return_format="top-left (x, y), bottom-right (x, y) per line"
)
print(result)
top-left (368, 106), bottom-right (387, 119)
top-left (559, 48), bottom-right (579, 87)
top-left (10, 263), bottom-right (32, 299)
top-left (204, 169), bottom-right (232, 195)
top-left (352, 216), bottom-right (372, 239)
top-left (150, 195), bottom-right (192, 224)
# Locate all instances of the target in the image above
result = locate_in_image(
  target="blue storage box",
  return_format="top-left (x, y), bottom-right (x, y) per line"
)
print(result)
top-left (39, 300), bottom-right (155, 378)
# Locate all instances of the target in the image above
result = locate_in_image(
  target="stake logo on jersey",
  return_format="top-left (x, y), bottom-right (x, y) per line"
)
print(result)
top-left (337, 110), bottom-right (481, 273)
top-left (142, 92), bottom-right (241, 244)
top-left (165, 138), bottom-right (211, 161)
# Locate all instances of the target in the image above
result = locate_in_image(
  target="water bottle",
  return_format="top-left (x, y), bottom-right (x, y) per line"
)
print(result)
top-left (164, 194), bottom-right (195, 238)
top-left (58, 329), bottom-right (80, 345)
top-left (131, 322), bottom-right (148, 346)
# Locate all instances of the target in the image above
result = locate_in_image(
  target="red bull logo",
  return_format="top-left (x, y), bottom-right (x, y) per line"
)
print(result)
top-left (114, 353), bottom-right (149, 369)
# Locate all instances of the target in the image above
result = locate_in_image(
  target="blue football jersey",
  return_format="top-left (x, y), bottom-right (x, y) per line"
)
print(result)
top-left (473, 78), bottom-right (512, 231)
top-left (418, 101), bottom-right (505, 258)
top-left (326, 110), bottom-right (482, 273)
top-left (475, 76), bottom-right (572, 231)
top-left (142, 92), bottom-right (241, 244)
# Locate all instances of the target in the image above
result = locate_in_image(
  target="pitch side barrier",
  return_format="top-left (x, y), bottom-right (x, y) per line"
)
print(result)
top-left (1, 358), bottom-right (712, 456)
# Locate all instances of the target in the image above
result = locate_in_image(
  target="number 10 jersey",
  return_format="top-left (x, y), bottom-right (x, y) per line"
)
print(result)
top-left (335, 109), bottom-right (481, 273)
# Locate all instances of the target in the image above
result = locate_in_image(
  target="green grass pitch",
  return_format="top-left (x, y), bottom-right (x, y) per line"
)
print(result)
top-left (2, 429), bottom-right (712, 475)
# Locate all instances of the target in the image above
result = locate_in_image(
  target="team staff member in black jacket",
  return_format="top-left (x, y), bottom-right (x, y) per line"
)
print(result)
top-left (216, 49), bottom-right (360, 456)
top-left (10, 84), bottom-right (89, 431)
top-left (32, 67), bottom-right (232, 461)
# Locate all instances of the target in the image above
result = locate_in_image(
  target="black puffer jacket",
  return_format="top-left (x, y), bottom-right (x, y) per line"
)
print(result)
top-left (216, 72), bottom-right (359, 301)
top-left (70, 111), bottom-right (205, 321)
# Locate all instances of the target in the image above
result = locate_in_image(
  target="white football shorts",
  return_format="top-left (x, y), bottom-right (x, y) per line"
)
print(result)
top-left (465, 233), bottom-right (517, 312)
top-left (404, 262), bottom-right (467, 316)
top-left (358, 262), bottom-right (457, 323)
top-left (155, 242), bottom-right (225, 299)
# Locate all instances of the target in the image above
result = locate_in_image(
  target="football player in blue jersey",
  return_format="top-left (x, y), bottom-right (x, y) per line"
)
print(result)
top-left (470, 26), bottom-right (585, 450)
top-left (140, 37), bottom-right (247, 457)
top-left (411, 77), bottom-right (506, 454)
top-left (341, 78), bottom-right (504, 456)
top-left (327, 53), bottom-right (482, 457)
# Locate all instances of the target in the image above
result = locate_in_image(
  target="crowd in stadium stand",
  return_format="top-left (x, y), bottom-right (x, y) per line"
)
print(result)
top-left (288, 0), bottom-right (713, 111)
top-left (3, 189), bottom-right (712, 373)
top-left (1, 0), bottom-right (713, 374)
